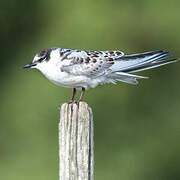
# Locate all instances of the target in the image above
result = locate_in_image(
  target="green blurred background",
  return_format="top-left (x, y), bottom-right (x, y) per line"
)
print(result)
top-left (1, 0), bottom-right (180, 179)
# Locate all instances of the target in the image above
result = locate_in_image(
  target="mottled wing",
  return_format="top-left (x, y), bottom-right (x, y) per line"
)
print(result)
top-left (60, 50), bottom-right (124, 77)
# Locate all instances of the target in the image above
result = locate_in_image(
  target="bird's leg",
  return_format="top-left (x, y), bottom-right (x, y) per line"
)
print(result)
top-left (69, 88), bottom-right (76, 104)
top-left (76, 87), bottom-right (85, 104)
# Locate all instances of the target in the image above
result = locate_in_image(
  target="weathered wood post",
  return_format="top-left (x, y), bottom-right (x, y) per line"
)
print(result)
top-left (59, 102), bottom-right (94, 180)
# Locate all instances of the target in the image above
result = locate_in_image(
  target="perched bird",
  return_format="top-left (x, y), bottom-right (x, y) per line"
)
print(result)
top-left (23, 47), bottom-right (177, 103)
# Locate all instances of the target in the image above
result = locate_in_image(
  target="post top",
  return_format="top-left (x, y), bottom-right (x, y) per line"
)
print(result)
top-left (60, 101), bottom-right (89, 109)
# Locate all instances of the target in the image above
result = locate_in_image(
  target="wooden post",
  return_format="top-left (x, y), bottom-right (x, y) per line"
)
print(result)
top-left (59, 102), bottom-right (94, 180)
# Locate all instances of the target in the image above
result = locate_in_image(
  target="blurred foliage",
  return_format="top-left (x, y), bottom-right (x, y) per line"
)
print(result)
top-left (1, 0), bottom-right (180, 179)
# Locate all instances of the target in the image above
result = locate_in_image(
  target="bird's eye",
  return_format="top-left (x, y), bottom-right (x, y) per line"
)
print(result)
top-left (35, 49), bottom-right (51, 63)
top-left (37, 50), bottom-right (48, 62)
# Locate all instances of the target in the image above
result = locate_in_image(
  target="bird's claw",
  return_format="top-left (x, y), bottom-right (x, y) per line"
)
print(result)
top-left (68, 99), bottom-right (75, 104)
top-left (74, 100), bottom-right (82, 106)
top-left (68, 100), bottom-right (82, 106)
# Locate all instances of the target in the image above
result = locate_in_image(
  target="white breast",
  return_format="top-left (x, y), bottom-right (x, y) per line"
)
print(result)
top-left (34, 49), bottom-right (110, 89)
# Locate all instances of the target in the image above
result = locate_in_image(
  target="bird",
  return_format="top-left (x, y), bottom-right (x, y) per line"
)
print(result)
top-left (23, 47), bottom-right (178, 103)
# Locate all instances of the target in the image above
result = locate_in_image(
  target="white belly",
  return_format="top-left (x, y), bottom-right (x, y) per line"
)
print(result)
top-left (41, 69), bottom-right (103, 89)
top-left (37, 63), bottom-right (110, 89)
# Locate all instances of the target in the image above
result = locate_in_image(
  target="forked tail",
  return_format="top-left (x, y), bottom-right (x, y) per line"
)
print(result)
top-left (115, 50), bottom-right (177, 73)
top-left (109, 50), bottom-right (178, 84)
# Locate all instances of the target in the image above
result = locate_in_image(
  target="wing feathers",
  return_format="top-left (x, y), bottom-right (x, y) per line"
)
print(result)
top-left (125, 59), bottom-right (178, 73)
top-left (111, 50), bottom-right (177, 74)
top-left (59, 49), bottom-right (177, 85)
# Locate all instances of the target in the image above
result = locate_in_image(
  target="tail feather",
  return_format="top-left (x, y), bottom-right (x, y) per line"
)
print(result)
top-left (124, 58), bottom-right (177, 73)
top-left (108, 72), bottom-right (148, 85)
top-left (108, 50), bottom-right (178, 85)
top-left (111, 50), bottom-right (177, 73)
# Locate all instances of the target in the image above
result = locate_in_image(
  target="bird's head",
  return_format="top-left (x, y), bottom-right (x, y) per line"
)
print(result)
top-left (23, 48), bottom-right (59, 70)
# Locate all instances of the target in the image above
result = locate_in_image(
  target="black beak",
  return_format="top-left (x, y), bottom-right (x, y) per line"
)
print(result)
top-left (22, 62), bottom-right (36, 69)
